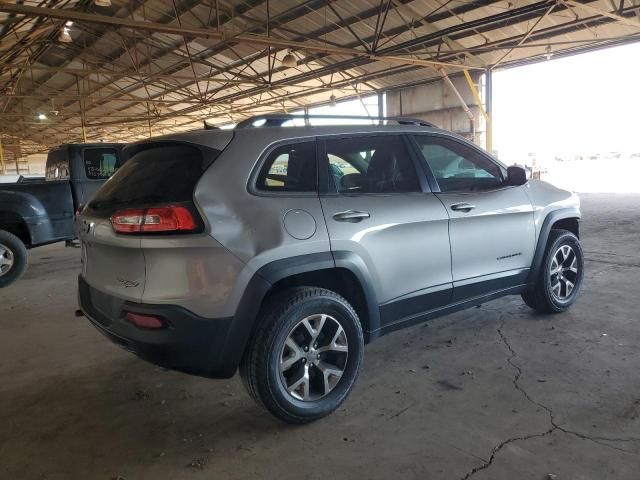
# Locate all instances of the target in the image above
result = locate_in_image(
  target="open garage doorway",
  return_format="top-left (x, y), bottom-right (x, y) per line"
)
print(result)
top-left (493, 42), bottom-right (640, 193)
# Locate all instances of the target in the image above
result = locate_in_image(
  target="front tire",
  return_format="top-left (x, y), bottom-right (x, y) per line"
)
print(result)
top-left (0, 230), bottom-right (28, 288)
top-left (522, 229), bottom-right (584, 313)
top-left (240, 287), bottom-right (364, 424)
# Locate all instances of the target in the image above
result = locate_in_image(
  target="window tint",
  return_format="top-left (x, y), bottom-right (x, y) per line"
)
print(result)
top-left (256, 142), bottom-right (317, 192)
top-left (84, 148), bottom-right (120, 179)
top-left (324, 135), bottom-right (420, 194)
top-left (413, 136), bottom-right (504, 192)
top-left (89, 144), bottom-right (217, 212)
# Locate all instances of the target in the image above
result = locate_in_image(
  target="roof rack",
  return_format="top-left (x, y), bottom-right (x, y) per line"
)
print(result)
top-left (233, 114), bottom-right (436, 129)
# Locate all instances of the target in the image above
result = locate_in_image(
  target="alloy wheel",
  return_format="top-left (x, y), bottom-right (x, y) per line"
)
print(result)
top-left (279, 313), bottom-right (348, 401)
top-left (0, 243), bottom-right (14, 277)
top-left (549, 244), bottom-right (578, 300)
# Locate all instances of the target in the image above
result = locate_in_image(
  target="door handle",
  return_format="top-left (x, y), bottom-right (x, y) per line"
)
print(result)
top-left (450, 202), bottom-right (476, 212)
top-left (333, 210), bottom-right (370, 222)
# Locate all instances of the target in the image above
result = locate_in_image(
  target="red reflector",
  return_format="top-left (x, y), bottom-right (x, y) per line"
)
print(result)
top-left (125, 312), bottom-right (166, 329)
top-left (111, 205), bottom-right (197, 234)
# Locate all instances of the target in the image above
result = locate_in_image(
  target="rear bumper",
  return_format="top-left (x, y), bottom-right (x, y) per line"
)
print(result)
top-left (78, 275), bottom-right (246, 378)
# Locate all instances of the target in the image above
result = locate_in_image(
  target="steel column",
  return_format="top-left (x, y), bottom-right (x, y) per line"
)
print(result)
top-left (485, 69), bottom-right (493, 154)
top-left (463, 69), bottom-right (492, 153)
top-left (0, 138), bottom-right (5, 175)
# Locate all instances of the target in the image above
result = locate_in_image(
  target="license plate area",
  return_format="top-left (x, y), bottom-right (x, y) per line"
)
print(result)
top-left (90, 287), bottom-right (121, 326)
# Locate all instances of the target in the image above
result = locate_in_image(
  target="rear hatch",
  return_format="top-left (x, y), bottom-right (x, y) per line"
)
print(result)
top-left (80, 133), bottom-right (232, 304)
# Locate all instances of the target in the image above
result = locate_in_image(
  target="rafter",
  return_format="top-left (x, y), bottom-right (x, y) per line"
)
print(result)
top-left (0, 2), bottom-right (480, 71)
top-left (562, 0), bottom-right (640, 28)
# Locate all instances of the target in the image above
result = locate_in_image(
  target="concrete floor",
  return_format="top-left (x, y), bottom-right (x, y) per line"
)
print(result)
top-left (1, 193), bottom-right (639, 480)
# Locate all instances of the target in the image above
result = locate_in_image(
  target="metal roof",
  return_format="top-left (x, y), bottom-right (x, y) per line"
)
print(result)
top-left (0, 0), bottom-right (638, 155)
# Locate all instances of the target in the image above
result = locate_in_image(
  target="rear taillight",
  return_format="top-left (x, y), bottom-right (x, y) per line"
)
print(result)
top-left (125, 312), bottom-right (166, 329)
top-left (111, 205), bottom-right (198, 234)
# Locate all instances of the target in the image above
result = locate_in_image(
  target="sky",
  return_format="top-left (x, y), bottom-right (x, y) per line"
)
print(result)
top-left (492, 41), bottom-right (640, 162)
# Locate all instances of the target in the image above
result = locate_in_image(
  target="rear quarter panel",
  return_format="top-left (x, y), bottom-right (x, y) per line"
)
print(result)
top-left (194, 130), bottom-right (332, 316)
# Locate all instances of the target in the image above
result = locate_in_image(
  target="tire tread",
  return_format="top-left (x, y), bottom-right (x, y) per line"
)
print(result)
top-left (522, 228), bottom-right (583, 313)
top-left (240, 286), bottom-right (362, 424)
top-left (0, 230), bottom-right (28, 288)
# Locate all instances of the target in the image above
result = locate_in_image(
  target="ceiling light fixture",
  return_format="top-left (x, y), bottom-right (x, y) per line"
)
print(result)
top-left (37, 113), bottom-right (47, 120)
top-left (281, 50), bottom-right (298, 68)
top-left (545, 45), bottom-right (553, 60)
top-left (94, 0), bottom-right (112, 6)
top-left (59, 27), bottom-right (72, 43)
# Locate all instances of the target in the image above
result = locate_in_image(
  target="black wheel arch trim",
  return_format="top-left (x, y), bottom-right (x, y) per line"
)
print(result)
top-left (232, 251), bottom-right (380, 370)
top-left (255, 251), bottom-right (380, 339)
top-left (527, 207), bottom-right (581, 286)
top-left (331, 250), bottom-right (381, 341)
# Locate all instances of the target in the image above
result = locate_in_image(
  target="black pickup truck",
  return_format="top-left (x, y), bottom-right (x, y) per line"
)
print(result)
top-left (0, 144), bottom-right (125, 287)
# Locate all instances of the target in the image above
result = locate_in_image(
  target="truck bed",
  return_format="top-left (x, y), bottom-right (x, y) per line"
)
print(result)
top-left (0, 180), bottom-right (76, 247)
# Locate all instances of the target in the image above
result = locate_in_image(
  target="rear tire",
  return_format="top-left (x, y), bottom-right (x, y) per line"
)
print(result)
top-left (0, 230), bottom-right (28, 288)
top-left (240, 287), bottom-right (364, 424)
top-left (522, 229), bottom-right (583, 313)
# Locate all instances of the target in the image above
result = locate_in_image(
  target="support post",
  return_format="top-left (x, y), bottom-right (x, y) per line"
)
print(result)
top-left (463, 69), bottom-right (492, 153)
top-left (485, 69), bottom-right (493, 154)
top-left (0, 138), bottom-right (5, 175)
top-left (377, 91), bottom-right (384, 121)
top-left (303, 106), bottom-right (310, 126)
top-left (76, 76), bottom-right (87, 142)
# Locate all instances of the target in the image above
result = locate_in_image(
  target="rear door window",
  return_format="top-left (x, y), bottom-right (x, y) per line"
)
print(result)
top-left (256, 142), bottom-right (317, 192)
top-left (323, 135), bottom-right (421, 194)
top-left (84, 148), bottom-right (121, 179)
top-left (89, 144), bottom-right (218, 212)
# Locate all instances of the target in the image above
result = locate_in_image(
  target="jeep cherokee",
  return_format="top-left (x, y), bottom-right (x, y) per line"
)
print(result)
top-left (78, 115), bottom-right (583, 423)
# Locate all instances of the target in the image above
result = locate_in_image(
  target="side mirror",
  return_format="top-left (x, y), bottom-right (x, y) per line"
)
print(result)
top-left (506, 165), bottom-right (529, 186)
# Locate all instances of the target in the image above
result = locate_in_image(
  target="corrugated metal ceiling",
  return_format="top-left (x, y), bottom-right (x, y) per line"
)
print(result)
top-left (0, 0), bottom-right (638, 153)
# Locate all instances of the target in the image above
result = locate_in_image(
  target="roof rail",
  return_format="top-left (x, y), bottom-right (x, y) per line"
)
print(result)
top-left (234, 114), bottom-right (436, 129)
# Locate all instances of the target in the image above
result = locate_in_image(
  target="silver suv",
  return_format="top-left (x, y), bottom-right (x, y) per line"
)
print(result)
top-left (78, 115), bottom-right (583, 423)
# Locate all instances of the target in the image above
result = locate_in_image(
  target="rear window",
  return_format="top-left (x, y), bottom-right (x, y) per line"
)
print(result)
top-left (46, 148), bottom-right (70, 180)
top-left (88, 144), bottom-right (218, 212)
top-left (84, 148), bottom-right (120, 179)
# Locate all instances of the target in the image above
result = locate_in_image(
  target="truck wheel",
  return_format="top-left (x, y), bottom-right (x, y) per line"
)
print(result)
top-left (240, 287), bottom-right (364, 423)
top-left (0, 230), bottom-right (28, 288)
top-left (522, 229), bottom-right (584, 313)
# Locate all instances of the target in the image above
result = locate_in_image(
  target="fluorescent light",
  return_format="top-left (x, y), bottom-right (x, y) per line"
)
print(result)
top-left (37, 113), bottom-right (47, 120)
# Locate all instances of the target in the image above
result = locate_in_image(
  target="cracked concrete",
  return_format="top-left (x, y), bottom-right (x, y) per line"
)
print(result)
top-left (461, 315), bottom-right (640, 480)
top-left (1, 193), bottom-right (640, 479)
